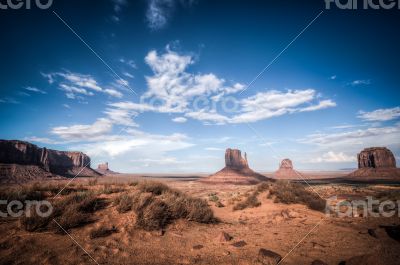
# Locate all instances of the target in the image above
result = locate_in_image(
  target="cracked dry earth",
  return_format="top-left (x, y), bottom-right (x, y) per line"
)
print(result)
top-left (0, 178), bottom-right (399, 265)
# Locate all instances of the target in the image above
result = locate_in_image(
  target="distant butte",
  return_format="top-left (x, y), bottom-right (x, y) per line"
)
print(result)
top-left (96, 162), bottom-right (119, 175)
top-left (200, 148), bottom-right (269, 185)
top-left (347, 147), bottom-right (400, 180)
top-left (274, 158), bottom-right (301, 180)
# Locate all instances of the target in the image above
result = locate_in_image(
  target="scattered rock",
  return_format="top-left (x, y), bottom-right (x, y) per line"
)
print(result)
top-left (257, 248), bottom-right (282, 265)
top-left (380, 225), bottom-right (400, 242)
top-left (281, 209), bottom-right (299, 219)
top-left (192, 245), bottom-right (204, 250)
top-left (311, 260), bottom-right (328, 265)
top-left (231, 240), bottom-right (247, 248)
top-left (367, 228), bottom-right (378, 238)
top-left (218, 231), bottom-right (233, 242)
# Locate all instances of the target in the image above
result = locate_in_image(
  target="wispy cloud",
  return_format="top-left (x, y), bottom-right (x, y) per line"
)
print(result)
top-left (330, 75), bottom-right (336, 80)
top-left (309, 151), bottom-right (355, 163)
top-left (358, 107), bottom-right (400, 122)
top-left (0, 97), bottom-right (19, 104)
top-left (146, 0), bottom-right (195, 30)
top-left (43, 71), bottom-right (123, 99)
top-left (350, 79), bottom-right (371, 86)
top-left (25, 86), bottom-right (47, 94)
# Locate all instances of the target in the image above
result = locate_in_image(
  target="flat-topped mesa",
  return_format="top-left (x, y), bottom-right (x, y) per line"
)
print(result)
top-left (358, 147), bottom-right (396, 169)
top-left (347, 147), bottom-right (400, 181)
top-left (0, 140), bottom-right (99, 178)
top-left (225, 148), bottom-right (249, 169)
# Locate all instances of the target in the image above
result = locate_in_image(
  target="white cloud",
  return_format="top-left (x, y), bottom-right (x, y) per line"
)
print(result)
top-left (358, 107), bottom-right (400, 122)
top-left (51, 118), bottom-right (113, 141)
top-left (103, 107), bottom-right (138, 127)
top-left (24, 136), bottom-right (60, 145)
top-left (310, 151), bottom-right (356, 163)
top-left (301, 125), bottom-right (400, 147)
top-left (146, 0), bottom-right (174, 30)
top-left (63, 104), bottom-right (71, 109)
top-left (73, 130), bottom-right (194, 157)
top-left (330, 75), bottom-right (336, 80)
top-left (44, 71), bottom-right (123, 99)
top-left (185, 110), bottom-right (229, 125)
top-left (107, 48), bottom-right (335, 125)
top-left (25, 86), bottom-right (47, 94)
top-left (172, 117), bottom-right (187, 123)
top-left (104, 88), bottom-right (123, 98)
top-left (205, 147), bottom-right (224, 151)
top-left (123, 72), bottom-right (134, 79)
top-left (350, 79), bottom-right (371, 86)
top-left (119, 58), bottom-right (137, 69)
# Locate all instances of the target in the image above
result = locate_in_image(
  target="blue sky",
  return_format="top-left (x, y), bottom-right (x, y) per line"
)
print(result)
top-left (1, 0), bottom-right (399, 173)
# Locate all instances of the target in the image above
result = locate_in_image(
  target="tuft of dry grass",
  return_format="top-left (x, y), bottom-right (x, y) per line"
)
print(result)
top-left (100, 184), bottom-right (125, 195)
top-left (113, 193), bottom-right (133, 213)
top-left (268, 181), bottom-right (326, 212)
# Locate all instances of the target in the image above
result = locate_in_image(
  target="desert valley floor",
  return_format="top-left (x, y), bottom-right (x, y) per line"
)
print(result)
top-left (0, 174), bottom-right (399, 265)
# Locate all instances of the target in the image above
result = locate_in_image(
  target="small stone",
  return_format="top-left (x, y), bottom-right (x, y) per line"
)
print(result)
top-left (311, 260), bottom-right (328, 265)
top-left (231, 240), bottom-right (247, 248)
top-left (218, 231), bottom-right (233, 242)
top-left (192, 245), bottom-right (204, 250)
top-left (367, 228), bottom-right (377, 238)
top-left (257, 248), bottom-right (282, 265)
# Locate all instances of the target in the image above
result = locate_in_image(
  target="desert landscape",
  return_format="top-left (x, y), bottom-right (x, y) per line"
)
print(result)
top-left (1, 1), bottom-right (400, 264)
top-left (0, 140), bottom-right (400, 265)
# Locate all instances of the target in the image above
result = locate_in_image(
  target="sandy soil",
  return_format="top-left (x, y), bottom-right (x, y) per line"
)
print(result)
top-left (0, 176), bottom-right (399, 265)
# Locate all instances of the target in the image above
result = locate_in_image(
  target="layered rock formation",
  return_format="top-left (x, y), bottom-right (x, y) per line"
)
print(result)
top-left (358, 147), bottom-right (396, 168)
top-left (96, 162), bottom-right (119, 175)
top-left (348, 147), bottom-right (400, 180)
top-left (201, 148), bottom-right (268, 185)
top-left (274, 159), bottom-right (301, 179)
top-left (0, 140), bottom-right (100, 181)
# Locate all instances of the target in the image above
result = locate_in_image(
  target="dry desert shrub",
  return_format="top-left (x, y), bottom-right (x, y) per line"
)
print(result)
top-left (20, 191), bottom-right (108, 233)
top-left (268, 181), bottom-right (326, 212)
top-left (131, 181), bottom-right (216, 230)
top-left (90, 225), bottom-right (117, 239)
top-left (114, 192), bottom-right (133, 213)
top-left (233, 192), bottom-right (261, 211)
top-left (137, 181), bottom-right (170, 195)
top-left (88, 178), bottom-right (98, 186)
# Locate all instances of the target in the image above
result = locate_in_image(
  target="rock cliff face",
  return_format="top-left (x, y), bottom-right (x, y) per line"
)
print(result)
top-left (201, 148), bottom-right (268, 185)
top-left (357, 147), bottom-right (396, 169)
top-left (274, 159), bottom-right (300, 179)
top-left (225, 148), bottom-right (249, 169)
top-left (347, 147), bottom-right (400, 181)
top-left (0, 140), bottom-right (99, 178)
